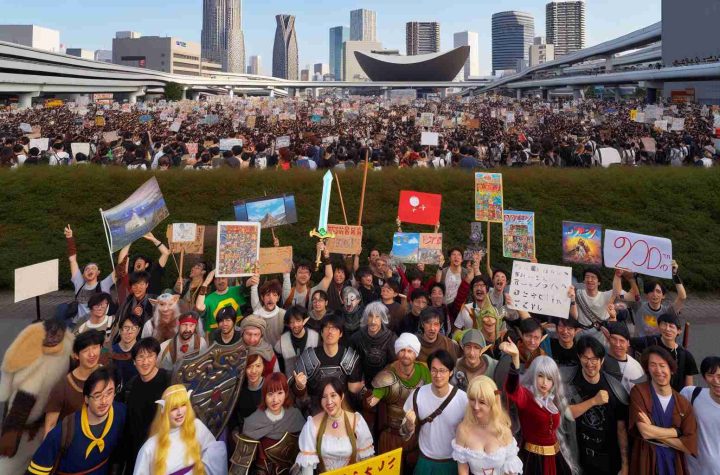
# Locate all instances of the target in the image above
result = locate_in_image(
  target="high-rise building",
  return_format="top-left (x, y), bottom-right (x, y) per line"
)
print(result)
top-left (546, 1), bottom-right (586, 57)
top-left (94, 50), bottom-right (113, 62)
top-left (112, 36), bottom-right (223, 76)
top-left (343, 40), bottom-right (382, 81)
top-left (491, 11), bottom-right (534, 74)
top-left (201, 0), bottom-right (245, 73)
top-left (314, 63), bottom-right (329, 76)
top-left (529, 36), bottom-right (555, 66)
top-left (273, 14), bottom-right (298, 80)
top-left (115, 31), bottom-right (141, 40)
top-left (300, 68), bottom-right (310, 81)
top-left (329, 26), bottom-right (349, 80)
top-left (453, 31), bottom-right (479, 79)
top-left (350, 9), bottom-right (376, 42)
top-left (0, 25), bottom-right (60, 52)
top-left (247, 55), bottom-right (261, 75)
top-left (406, 22), bottom-right (440, 56)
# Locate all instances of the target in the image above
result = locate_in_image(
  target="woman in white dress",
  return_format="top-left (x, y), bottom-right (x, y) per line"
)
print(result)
top-left (296, 377), bottom-right (374, 474)
top-left (134, 384), bottom-right (228, 475)
top-left (452, 376), bottom-right (523, 475)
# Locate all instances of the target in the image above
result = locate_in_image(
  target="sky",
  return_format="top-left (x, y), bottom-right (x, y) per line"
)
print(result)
top-left (0, 0), bottom-right (661, 76)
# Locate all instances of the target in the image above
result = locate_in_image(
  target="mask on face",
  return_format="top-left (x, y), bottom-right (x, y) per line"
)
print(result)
top-left (342, 287), bottom-right (361, 313)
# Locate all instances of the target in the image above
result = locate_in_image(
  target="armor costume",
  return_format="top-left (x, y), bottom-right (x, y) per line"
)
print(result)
top-left (294, 346), bottom-right (360, 398)
top-left (340, 287), bottom-right (364, 338)
top-left (350, 327), bottom-right (396, 386)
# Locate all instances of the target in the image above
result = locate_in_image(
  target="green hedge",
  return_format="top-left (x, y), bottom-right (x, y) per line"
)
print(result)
top-left (2, 167), bottom-right (719, 291)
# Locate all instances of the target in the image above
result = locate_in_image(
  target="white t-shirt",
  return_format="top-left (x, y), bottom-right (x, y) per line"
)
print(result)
top-left (612, 354), bottom-right (645, 394)
top-left (657, 393), bottom-right (672, 411)
top-left (404, 384), bottom-right (468, 460)
top-left (444, 270), bottom-right (462, 305)
top-left (49, 151), bottom-right (70, 166)
top-left (680, 386), bottom-right (720, 475)
top-left (71, 271), bottom-right (115, 320)
top-left (575, 289), bottom-right (614, 327)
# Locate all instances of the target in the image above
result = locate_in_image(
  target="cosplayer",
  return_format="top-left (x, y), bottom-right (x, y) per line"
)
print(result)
top-left (340, 287), bottom-right (364, 339)
top-left (141, 293), bottom-right (181, 342)
top-left (0, 320), bottom-right (74, 475)
top-left (349, 302), bottom-right (397, 386)
top-left (158, 311), bottom-right (208, 372)
top-left (134, 384), bottom-right (227, 475)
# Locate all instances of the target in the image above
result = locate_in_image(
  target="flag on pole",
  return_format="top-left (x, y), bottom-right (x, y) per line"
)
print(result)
top-left (397, 191), bottom-right (442, 226)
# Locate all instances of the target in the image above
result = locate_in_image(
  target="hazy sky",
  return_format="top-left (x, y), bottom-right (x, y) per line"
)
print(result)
top-left (0, 0), bottom-right (661, 75)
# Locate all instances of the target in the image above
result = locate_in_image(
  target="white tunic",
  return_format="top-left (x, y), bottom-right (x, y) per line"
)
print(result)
top-left (133, 419), bottom-right (227, 475)
top-left (296, 413), bottom-right (374, 474)
top-left (451, 438), bottom-right (524, 475)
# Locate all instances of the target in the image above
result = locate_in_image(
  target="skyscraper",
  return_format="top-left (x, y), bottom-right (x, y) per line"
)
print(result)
top-left (491, 11), bottom-right (534, 74)
top-left (453, 31), bottom-right (480, 79)
top-left (273, 14), bottom-right (298, 80)
top-left (406, 22), bottom-right (440, 55)
top-left (546, 1), bottom-right (586, 57)
top-left (350, 9), bottom-right (376, 42)
top-left (329, 26), bottom-right (349, 80)
top-left (201, 0), bottom-right (245, 73)
top-left (247, 55), bottom-right (261, 75)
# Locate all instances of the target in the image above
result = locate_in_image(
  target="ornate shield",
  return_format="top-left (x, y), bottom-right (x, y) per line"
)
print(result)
top-left (264, 432), bottom-right (300, 475)
top-left (172, 341), bottom-right (248, 437)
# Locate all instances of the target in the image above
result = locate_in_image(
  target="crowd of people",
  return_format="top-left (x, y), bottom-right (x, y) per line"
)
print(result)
top-left (0, 212), bottom-right (718, 475)
top-left (0, 94), bottom-right (717, 170)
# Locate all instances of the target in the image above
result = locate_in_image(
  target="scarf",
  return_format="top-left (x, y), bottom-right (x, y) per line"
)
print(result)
top-left (534, 394), bottom-right (559, 414)
top-left (249, 339), bottom-right (275, 362)
top-left (81, 404), bottom-right (114, 459)
top-left (650, 384), bottom-right (676, 475)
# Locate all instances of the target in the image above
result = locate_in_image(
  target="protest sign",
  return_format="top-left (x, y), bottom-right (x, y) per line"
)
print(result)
top-left (562, 221), bottom-right (602, 265)
top-left (466, 118), bottom-right (480, 129)
top-left (166, 223), bottom-right (205, 255)
top-left (670, 118), bottom-right (685, 132)
top-left (640, 137), bottom-right (656, 153)
top-left (635, 112), bottom-right (645, 123)
top-left (390, 232), bottom-right (443, 264)
top-left (463, 222), bottom-right (486, 260)
top-left (397, 191), bottom-right (442, 226)
top-left (258, 246), bottom-right (293, 275)
top-left (325, 225), bottom-right (363, 255)
top-left (203, 114), bottom-right (220, 125)
top-left (27, 126), bottom-right (42, 139)
top-left (502, 211), bottom-right (535, 261)
top-left (102, 131), bottom-right (120, 143)
top-left (169, 120), bottom-right (182, 132)
top-left (138, 114), bottom-right (153, 124)
top-left (101, 177), bottom-right (170, 252)
top-left (29, 138), bottom-right (49, 151)
top-left (420, 131), bottom-right (439, 146)
top-left (322, 448), bottom-right (402, 475)
top-left (595, 147), bottom-right (622, 167)
top-left (95, 116), bottom-right (105, 127)
top-left (509, 261), bottom-right (572, 319)
top-left (14, 259), bottom-right (59, 303)
top-left (629, 109), bottom-right (638, 121)
top-left (654, 120), bottom-right (668, 132)
top-left (70, 143), bottom-right (91, 157)
top-left (219, 138), bottom-right (243, 151)
top-left (276, 135), bottom-right (291, 148)
top-left (474, 173), bottom-right (503, 222)
top-left (603, 229), bottom-right (672, 279)
top-left (417, 112), bottom-right (434, 128)
top-left (246, 115), bottom-right (256, 128)
top-left (234, 194), bottom-right (297, 228)
top-left (216, 222), bottom-right (261, 277)
top-left (19, 123), bottom-right (32, 133)
top-left (186, 143), bottom-right (199, 156)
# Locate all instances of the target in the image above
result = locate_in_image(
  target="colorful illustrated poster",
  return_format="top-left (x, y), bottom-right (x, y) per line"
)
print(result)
top-left (603, 229), bottom-right (672, 279)
top-left (510, 261), bottom-right (572, 319)
top-left (101, 177), bottom-right (169, 252)
top-left (502, 211), bottom-right (535, 261)
top-left (562, 221), bottom-right (602, 265)
top-left (233, 194), bottom-right (297, 228)
top-left (475, 173), bottom-right (503, 222)
top-left (215, 221), bottom-right (261, 277)
top-left (390, 233), bottom-right (443, 265)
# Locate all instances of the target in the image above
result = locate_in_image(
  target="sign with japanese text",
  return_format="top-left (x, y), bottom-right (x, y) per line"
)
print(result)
top-left (474, 173), bottom-right (504, 222)
top-left (509, 261), bottom-right (572, 319)
top-left (258, 246), bottom-right (293, 275)
top-left (166, 223), bottom-right (206, 255)
top-left (562, 221), bottom-right (602, 265)
top-left (325, 225), bottom-right (363, 255)
top-left (502, 211), bottom-right (535, 261)
top-left (603, 229), bottom-right (672, 279)
top-left (321, 448), bottom-right (402, 475)
top-left (390, 232), bottom-right (443, 265)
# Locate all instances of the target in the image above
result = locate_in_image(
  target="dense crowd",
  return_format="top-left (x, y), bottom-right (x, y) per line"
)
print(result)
top-left (0, 94), bottom-right (717, 170)
top-left (1, 211), bottom-right (718, 475)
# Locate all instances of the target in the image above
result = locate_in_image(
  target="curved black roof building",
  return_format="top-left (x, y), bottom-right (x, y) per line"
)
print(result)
top-left (354, 46), bottom-right (470, 81)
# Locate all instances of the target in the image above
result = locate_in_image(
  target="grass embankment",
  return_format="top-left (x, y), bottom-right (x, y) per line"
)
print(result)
top-left (1, 167), bottom-right (719, 291)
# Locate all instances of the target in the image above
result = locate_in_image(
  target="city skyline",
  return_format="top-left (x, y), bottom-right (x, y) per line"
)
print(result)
top-left (0, 0), bottom-right (661, 76)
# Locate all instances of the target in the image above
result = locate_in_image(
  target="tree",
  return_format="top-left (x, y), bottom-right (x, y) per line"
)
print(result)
top-left (164, 82), bottom-right (184, 101)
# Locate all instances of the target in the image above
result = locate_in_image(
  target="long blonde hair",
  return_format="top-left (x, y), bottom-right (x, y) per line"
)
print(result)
top-left (148, 384), bottom-right (205, 475)
top-left (463, 375), bottom-right (513, 445)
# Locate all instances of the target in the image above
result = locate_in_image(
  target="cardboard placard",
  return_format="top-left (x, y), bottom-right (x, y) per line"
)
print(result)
top-left (325, 225), bottom-right (363, 255)
top-left (219, 138), bottom-right (243, 151)
top-left (102, 131), bottom-right (120, 143)
top-left (14, 259), bottom-right (59, 303)
top-left (258, 246), bottom-right (293, 275)
top-left (276, 135), bottom-right (291, 148)
top-left (70, 143), bottom-right (91, 157)
top-left (603, 229), bottom-right (672, 279)
top-left (215, 221), bottom-right (261, 277)
top-left (29, 138), bottom-right (49, 151)
top-left (474, 173), bottom-right (503, 223)
top-left (166, 224), bottom-right (205, 254)
top-left (509, 261), bottom-right (572, 319)
top-left (502, 211), bottom-right (535, 261)
top-left (420, 132), bottom-right (439, 146)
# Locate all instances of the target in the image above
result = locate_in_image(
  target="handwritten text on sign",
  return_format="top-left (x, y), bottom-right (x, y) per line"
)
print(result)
top-left (603, 230), bottom-right (672, 279)
top-left (325, 225), bottom-right (363, 255)
top-left (321, 448), bottom-right (402, 475)
top-left (510, 261), bottom-right (572, 319)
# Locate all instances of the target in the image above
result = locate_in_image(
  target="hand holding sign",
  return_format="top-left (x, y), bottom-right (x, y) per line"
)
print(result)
top-left (603, 230), bottom-right (672, 278)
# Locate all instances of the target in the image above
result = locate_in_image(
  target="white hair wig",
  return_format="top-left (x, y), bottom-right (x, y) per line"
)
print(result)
top-left (361, 301), bottom-right (389, 326)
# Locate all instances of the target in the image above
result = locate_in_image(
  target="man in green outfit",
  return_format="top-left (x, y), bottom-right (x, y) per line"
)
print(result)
top-left (195, 269), bottom-right (249, 333)
top-left (368, 332), bottom-right (430, 474)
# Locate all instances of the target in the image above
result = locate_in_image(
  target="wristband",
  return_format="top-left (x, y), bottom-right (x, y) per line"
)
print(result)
top-left (672, 274), bottom-right (682, 285)
top-left (155, 241), bottom-right (163, 248)
top-left (199, 286), bottom-right (208, 296)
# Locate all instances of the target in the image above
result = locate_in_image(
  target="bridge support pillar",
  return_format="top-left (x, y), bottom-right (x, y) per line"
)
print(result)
top-left (573, 88), bottom-right (585, 100)
top-left (122, 89), bottom-right (145, 104)
top-left (516, 89), bottom-right (522, 100)
top-left (228, 88), bottom-right (234, 98)
top-left (639, 81), bottom-right (663, 104)
top-left (541, 88), bottom-right (549, 100)
top-left (269, 89), bottom-right (275, 98)
top-left (17, 92), bottom-right (39, 109)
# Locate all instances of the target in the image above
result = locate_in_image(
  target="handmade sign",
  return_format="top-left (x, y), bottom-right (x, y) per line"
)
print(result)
top-left (417, 112), bottom-right (434, 128)
top-left (562, 221), bottom-right (602, 265)
top-left (670, 118), bottom-right (685, 132)
top-left (603, 229), bottom-right (672, 278)
top-left (509, 261), bottom-right (572, 319)
top-left (215, 221), bottom-right (261, 277)
top-left (19, 123), bottom-right (32, 133)
top-left (325, 225), bottom-right (363, 255)
top-left (502, 211), bottom-right (535, 261)
top-left (276, 135), bottom-right (291, 148)
top-left (102, 131), bottom-right (120, 143)
top-left (14, 259), bottom-right (59, 303)
top-left (322, 448), bottom-right (402, 475)
top-left (641, 137), bottom-right (656, 153)
top-left (70, 143), bottom-right (91, 157)
top-left (186, 143), bottom-right (199, 156)
top-left (101, 177), bottom-right (169, 252)
top-left (233, 194), bottom-right (297, 228)
top-left (463, 222), bottom-right (486, 261)
top-left (390, 232), bottom-right (443, 264)
top-left (474, 173), bottom-right (503, 222)
top-left (595, 147), bottom-right (622, 167)
top-left (139, 114), bottom-right (153, 124)
top-left (166, 223), bottom-right (205, 254)
top-left (29, 138), bottom-right (49, 151)
top-left (397, 191), bottom-right (442, 226)
top-left (219, 138), bottom-right (243, 151)
top-left (258, 246), bottom-right (293, 275)
top-left (420, 131), bottom-right (439, 146)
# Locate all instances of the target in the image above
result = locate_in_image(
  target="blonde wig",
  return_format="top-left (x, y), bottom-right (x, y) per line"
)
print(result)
top-left (148, 384), bottom-right (205, 475)
top-left (463, 375), bottom-right (513, 445)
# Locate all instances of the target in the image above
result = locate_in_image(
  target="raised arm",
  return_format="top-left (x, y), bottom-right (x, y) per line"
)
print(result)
top-left (317, 243), bottom-right (333, 291)
top-left (195, 269), bottom-right (215, 312)
top-left (672, 260), bottom-right (687, 312)
top-left (64, 224), bottom-right (80, 277)
top-left (613, 269), bottom-right (636, 302)
top-left (144, 232), bottom-right (171, 268)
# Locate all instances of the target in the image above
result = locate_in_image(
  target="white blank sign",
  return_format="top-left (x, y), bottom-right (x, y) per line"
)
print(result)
top-left (14, 259), bottom-right (59, 303)
top-left (421, 132), bottom-right (439, 146)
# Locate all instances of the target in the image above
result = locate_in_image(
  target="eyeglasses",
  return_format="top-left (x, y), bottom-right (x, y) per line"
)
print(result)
top-left (121, 325), bottom-right (140, 332)
top-left (89, 387), bottom-right (118, 402)
top-left (92, 302), bottom-right (109, 309)
top-left (430, 368), bottom-right (450, 375)
top-left (580, 356), bottom-right (602, 365)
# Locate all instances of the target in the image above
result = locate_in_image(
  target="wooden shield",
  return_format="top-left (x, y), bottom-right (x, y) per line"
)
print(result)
top-left (172, 341), bottom-right (248, 437)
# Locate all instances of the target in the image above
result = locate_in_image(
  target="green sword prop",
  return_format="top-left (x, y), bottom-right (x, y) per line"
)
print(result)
top-left (309, 171), bottom-right (336, 269)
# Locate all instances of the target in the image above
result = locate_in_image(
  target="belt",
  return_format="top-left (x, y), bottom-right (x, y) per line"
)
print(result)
top-left (420, 453), bottom-right (453, 463)
top-left (524, 442), bottom-right (561, 456)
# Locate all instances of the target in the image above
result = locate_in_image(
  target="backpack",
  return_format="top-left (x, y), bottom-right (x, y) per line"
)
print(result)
top-left (50, 415), bottom-right (76, 474)
top-left (690, 386), bottom-right (704, 406)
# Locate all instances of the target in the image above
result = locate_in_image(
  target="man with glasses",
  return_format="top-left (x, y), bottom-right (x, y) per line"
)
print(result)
top-left (567, 336), bottom-right (630, 475)
top-left (306, 290), bottom-right (329, 333)
top-left (75, 293), bottom-right (115, 340)
top-left (108, 315), bottom-right (142, 385)
top-left (118, 337), bottom-right (169, 474)
top-left (26, 368), bottom-right (126, 475)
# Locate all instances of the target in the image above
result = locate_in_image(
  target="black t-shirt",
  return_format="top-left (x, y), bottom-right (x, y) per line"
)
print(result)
top-left (148, 262), bottom-right (165, 296)
top-left (398, 312), bottom-right (421, 336)
top-left (550, 338), bottom-right (580, 367)
top-left (630, 336), bottom-right (699, 392)
top-left (291, 332), bottom-right (309, 355)
top-left (571, 372), bottom-right (628, 474)
top-left (234, 383), bottom-right (263, 431)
